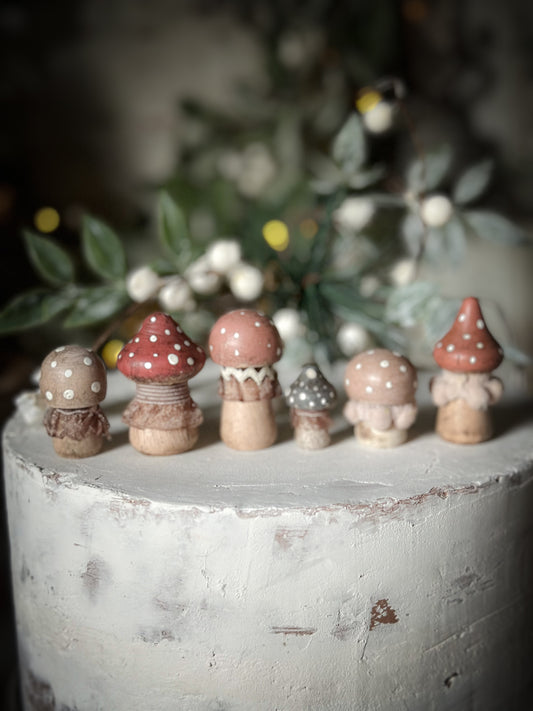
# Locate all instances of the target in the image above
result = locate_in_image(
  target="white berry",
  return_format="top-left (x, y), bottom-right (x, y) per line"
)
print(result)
top-left (228, 263), bottom-right (264, 302)
top-left (420, 194), bottom-right (453, 227)
top-left (126, 266), bottom-right (160, 303)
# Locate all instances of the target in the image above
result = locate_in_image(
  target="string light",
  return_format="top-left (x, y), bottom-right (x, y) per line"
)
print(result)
top-left (34, 207), bottom-right (60, 233)
top-left (101, 339), bottom-right (124, 369)
top-left (262, 220), bottom-right (290, 251)
top-left (355, 89), bottom-right (383, 115)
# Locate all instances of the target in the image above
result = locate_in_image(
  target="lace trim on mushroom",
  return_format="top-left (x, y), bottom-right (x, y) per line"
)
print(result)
top-left (122, 396), bottom-right (203, 430)
top-left (218, 372), bottom-right (281, 401)
top-left (220, 365), bottom-right (275, 386)
top-left (44, 405), bottom-right (110, 441)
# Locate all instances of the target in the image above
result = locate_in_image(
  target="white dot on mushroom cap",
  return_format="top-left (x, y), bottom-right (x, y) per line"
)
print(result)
top-left (174, 344), bottom-right (181, 351)
top-left (470, 356), bottom-right (477, 364)
top-left (366, 385), bottom-right (373, 394)
top-left (399, 365), bottom-right (407, 373)
top-left (51, 361), bottom-right (57, 368)
top-left (84, 357), bottom-right (93, 366)
top-left (153, 353), bottom-right (159, 358)
top-left (64, 369), bottom-right (72, 378)
top-left (345, 378), bottom-right (350, 386)
top-left (477, 319), bottom-right (485, 329)
top-left (128, 352), bottom-right (134, 358)
top-left (255, 322), bottom-right (261, 327)
top-left (476, 342), bottom-right (484, 349)
top-left (306, 368), bottom-right (317, 379)
top-left (240, 311), bottom-right (245, 315)
top-left (144, 362), bottom-right (152, 370)
top-left (355, 363), bottom-right (362, 370)
top-left (463, 333), bottom-right (471, 340)
top-left (446, 344), bottom-right (455, 352)
top-left (221, 328), bottom-right (226, 334)
top-left (184, 340), bottom-right (191, 346)
top-left (150, 316), bottom-right (157, 322)
top-left (63, 389), bottom-right (74, 400)
top-left (209, 344), bottom-right (213, 351)
top-left (235, 350), bottom-right (240, 356)
top-left (234, 332), bottom-right (239, 339)
top-left (267, 343), bottom-right (271, 348)
top-left (150, 335), bottom-right (157, 343)
top-left (321, 397), bottom-right (327, 404)
top-left (276, 348), bottom-right (281, 356)
top-left (368, 350), bottom-right (375, 355)
top-left (458, 313), bottom-right (466, 322)
top-left (299, 392), bottom-right (306, 401)
top-left (187, 357), bottom-right (194, 365)
top-left (380, 360), bottom-right (390, 368)
top-left (135, 338), bottom-right (140, 343)
top-left (55, 346), bottom-right (65, 352)
top-left (386, 381), bottom-right (393, 389)
top-left (45, 391), bottom-right (53, 401)
top-left (165, 329), bottom-right (171, 335)
top-left (436, 342), bottom-right (442, 349)
top-left (168, 354), bottom-right (179, 365)
top-left (91, 382), bottom-right (101, 393)
top-left (197, 346), bottom-right (202, 352)
top-left (309, 401), bottom-right (315, 408)
top-left (118, 354), bottom-right (122, 359)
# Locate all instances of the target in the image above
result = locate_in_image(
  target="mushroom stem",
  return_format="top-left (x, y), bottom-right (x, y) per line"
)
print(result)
top-left (129, 425), bottom-right (199, 456)
top-left (435, 398), bottom-right (493, 444)
top-left (135, 381), bottom-right (191, 404)
top-left (220, 400), bottom-right (277, 451)
top-left (53, 434), bottom-right (104, 458)
top-left (291, 409), bottom-right (331, 450)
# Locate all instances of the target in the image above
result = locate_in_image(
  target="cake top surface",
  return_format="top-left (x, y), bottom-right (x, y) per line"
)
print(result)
top-left (4, 361), bottom-right (533, 513)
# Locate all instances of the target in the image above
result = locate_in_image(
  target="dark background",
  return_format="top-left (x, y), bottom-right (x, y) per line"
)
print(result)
top-left (1, 1), bottom-right (533, 707)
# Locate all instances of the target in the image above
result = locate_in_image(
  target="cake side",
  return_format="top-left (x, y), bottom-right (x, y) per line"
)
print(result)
top-left (3, 368), bottom-right (533, 710)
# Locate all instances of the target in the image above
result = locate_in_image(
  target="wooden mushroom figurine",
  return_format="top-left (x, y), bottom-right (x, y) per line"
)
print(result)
top-left (208, 309), bottom-right (283, 450)
top-left (343, 348), bottom-right (418, 448)
top-left (286, 364), bottom-right (337, 449)
top-left (117, 312), bottom-right (206, 455)
top-left (40, 345), bottom-right (110, 458)
top-left (430, 296), bottom-right (504, 444)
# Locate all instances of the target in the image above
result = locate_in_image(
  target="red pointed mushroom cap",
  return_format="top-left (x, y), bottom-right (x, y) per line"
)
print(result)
top-left (117, 312), bottom-right (206, 384)
top-left (433, 297), bottom-right (503, 373)
top-left (208, 309), bottom-right (283, 368)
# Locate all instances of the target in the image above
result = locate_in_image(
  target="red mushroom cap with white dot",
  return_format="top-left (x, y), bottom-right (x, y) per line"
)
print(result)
top-left (433, 297), bottom-right (503, 373)
top-left (40, 345), bottom-right (107, 408)
top-left (208, 309), bottom-right (283, 368)
top-left (117, 312), bottom-right (206, 384)
top-left (344, 348), bottom-right (417, 406)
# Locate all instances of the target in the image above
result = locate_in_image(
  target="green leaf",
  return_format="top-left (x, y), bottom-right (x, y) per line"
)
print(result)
top-left (82, 215), bottom-right (127, 280)
top-left (158, 191), bottom-right (192, 268)
top-left (0, 289), bottom-right (71, 334)
top-left (443, 216), bottom-right (467, 263)
top-left (401, 213), bottom-right (425, 257)
top-left (502, 343), bottom-right (531, 367)
top-left (385, 282), bottom-right (437, 327)
top-left (464, 210), bottom-right (529, 246)
top-left (63, 286), bottom-right (129, 327)
top-left (453, 159), bottom-right (493, 205)
top-left (407, 145), bottom-right (452, 194)
top-left (23, 231), bottom-right (74, 286)
top-left (332, 113), bottom-right (367, 175)
top-left (421, 295), bottom-right (462, 344)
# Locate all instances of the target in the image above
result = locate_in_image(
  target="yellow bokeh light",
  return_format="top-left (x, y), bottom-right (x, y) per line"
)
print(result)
top-left (355, 89), bottom-right (383, 115)
top-left (262, 220), bottom-right (290, 252)
top-left (101, 339), bottom-right (124, 369)
top-left (299, 218), bottom-right (318, 239)
top-left (34, 206), bottom-right (60, 233)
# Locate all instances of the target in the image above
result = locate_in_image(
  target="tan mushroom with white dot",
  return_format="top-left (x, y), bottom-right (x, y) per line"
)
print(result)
top-left (343, 348), bottom-right (418, 448)
top-left (117, 312), bottom-right (206, 455)
top-left (208, 309), bottom-right (283, 450)
top-left (40, 345), bottom-right (109, 458)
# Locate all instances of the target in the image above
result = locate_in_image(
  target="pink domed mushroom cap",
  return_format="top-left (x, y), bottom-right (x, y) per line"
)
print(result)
top-left (344, 348), bottom-right (417, 406)
top-left (433, 297), bottom-right (503, 373)
top-left (117, 312), bottom-right (206, 383)
top-left (208, 309), bottom-right (283, 368)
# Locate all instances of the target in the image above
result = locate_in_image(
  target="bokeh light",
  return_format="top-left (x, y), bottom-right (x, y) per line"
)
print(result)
top-left (299, 218), bottom-right (318, 239)
top-left (34, 206), bottom-right (60, 233)
top-left (355, 89), bottom-right (383, 115)
top-left (101, 339), bottom-right (124, 369)
top-left (262, 219), bottom-right (290, 251)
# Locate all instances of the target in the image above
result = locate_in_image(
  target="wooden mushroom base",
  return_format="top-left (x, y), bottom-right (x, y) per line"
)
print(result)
top-left (355, 422), bottom-right (408, 449)
top-left (291, 409), bottom-right (332, 450)
top-left (435, 399), bottom-right (492, 444)
top-left (220, 399), bottom-right (277, 451)
top-left (44, 406), bottom-right (109, 459)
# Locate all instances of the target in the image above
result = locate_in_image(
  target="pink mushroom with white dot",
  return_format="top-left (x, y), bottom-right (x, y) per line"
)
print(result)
top-left (40, 345), bottom-right (110, 458)
top-left (208, 309), bottom-right (283, 450)
top-left (343, 348), bottom-right (418, 448)
top-left (430, 296), bottom-right (504, 444)
top-left (117, 312), bottom-right (206, 455)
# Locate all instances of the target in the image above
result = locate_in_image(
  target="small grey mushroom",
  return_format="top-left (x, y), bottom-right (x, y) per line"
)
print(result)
top-left (286, 364), bottom-right (336, 449)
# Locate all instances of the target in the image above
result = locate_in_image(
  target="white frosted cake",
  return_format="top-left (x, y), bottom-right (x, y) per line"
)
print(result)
top-left (3, 363), bottom-right (533, 710)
